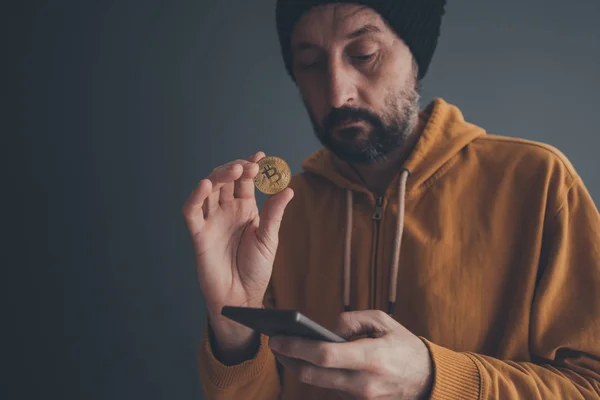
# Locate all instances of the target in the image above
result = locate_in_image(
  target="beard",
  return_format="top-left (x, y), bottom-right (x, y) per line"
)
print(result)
top-left (306, 79), bottom-right (421, 165)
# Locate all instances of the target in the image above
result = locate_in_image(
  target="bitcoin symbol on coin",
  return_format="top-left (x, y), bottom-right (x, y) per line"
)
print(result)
top-left (253, 156), bottom-right (291, 195)
top-left (261, 165), bottom-right (282, 183)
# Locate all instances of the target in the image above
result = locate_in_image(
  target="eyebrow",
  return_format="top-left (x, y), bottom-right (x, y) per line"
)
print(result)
top-left (347, 24), bottom-right (382, 39)
top-left (293, 24), bottom-right (383, 52)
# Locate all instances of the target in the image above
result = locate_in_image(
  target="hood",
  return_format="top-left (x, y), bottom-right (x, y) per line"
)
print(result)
top-left (296, 98), bottom-right (487, 315)
top-left (299, 98), bottom-right (487, 196)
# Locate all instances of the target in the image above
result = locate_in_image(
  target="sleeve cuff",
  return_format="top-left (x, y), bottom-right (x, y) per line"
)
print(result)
top-left (420, 337), bottom-right (482, 400)
top-left (198, 323), bottom-right (276, 389)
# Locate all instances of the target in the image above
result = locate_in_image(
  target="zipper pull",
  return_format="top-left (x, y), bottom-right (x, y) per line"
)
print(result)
top-left (373, 196), bottom-right (384, 220)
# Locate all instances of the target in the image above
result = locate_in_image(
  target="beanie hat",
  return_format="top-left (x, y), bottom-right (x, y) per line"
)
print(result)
top-left (275, 0), bottom-right (447, 81)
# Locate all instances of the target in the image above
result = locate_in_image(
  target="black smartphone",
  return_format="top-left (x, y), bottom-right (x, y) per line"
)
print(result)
top-left (221, 306), bottom-right (347, 343)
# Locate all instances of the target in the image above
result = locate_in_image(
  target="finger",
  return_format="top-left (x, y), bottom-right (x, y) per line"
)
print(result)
top-left (233, 151), bottom-right (264, 199)
top-left (333, 310), bottom-right (394, 339)
top-left (208, 160), bottom-right (256, 189)
top-left (274, 353), bottom-right (359, 393)
top-left (269, 335), bottom-right (367, 370)
top-left (250, 151), bottom-right (266, 163)
top-left (205, 163), bottom-right (244, 213)
top-left (182, 178), bottom-right (212, 227)
top-left (219, 181), bottom-right (235, 204)
top-left (206, 186), bottom-right (223, 215)
top-left (233, 162), bottom-right (260, 199)
top-left (255, 187), bottom-right (294, 248)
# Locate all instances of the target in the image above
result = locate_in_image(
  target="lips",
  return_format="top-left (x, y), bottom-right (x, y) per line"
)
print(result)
top-left (337, 120), bottom-right (363, 128)
top-left (332, 121), bottom-right (366, 139)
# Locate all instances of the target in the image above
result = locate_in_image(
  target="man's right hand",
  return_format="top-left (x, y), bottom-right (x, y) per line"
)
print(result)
top-left (182, 151), bottom-right (294, 363)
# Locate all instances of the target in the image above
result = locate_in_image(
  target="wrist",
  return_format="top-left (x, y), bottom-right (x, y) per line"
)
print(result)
top-left (206, 300), bottom-right (264, 332)
top-left (207, 314), bottom-right (261, 365)
top-left (207, 310), bottom-right (254, 343)
top-left (206, 297), bottom-right (265, 318)
top-left (412, 340), bottom-right (434, 400)
top-left (415, 370), bottom-right (433, 400)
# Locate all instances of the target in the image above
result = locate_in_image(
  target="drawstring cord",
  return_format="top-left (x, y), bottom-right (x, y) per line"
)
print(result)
top-left (388, 168), bottom-right (410, 315)
top-left (344, 189), bottom-right (353, 312)
top-left (343, 168), bottom-right (411, 316)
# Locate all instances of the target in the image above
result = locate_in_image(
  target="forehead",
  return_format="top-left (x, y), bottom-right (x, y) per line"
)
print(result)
top-left (291, 4), bottom-right (390, 46)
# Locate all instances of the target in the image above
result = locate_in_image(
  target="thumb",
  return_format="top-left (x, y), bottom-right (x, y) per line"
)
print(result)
top-left (256, 187), bottom-right (294, 248)
top-left (333, 310), bottom-right (394, 340)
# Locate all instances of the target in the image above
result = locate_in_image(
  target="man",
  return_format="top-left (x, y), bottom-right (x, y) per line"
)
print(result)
top-left (182, 1), bottom-right (600, 399)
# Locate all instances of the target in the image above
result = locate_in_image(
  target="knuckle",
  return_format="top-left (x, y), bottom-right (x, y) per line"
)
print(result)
top-left (316, 346), bottom-right (335, 367)
top-left (359, 383), bottom-right (379, 400)
top-left (212, 164), bottom-right (228, 174)
top-left (338, 311), bottom-right (349, 322)
top-left (367, 354), bottom-right (386, 375)
top-left (339, 312), bottom-right (352, 325)
top-left (298, 365), bottom-right (314, 384)
top-left (374, 310), bottom-right (389, 323)
top-left (230, 160), bottom-right (247, 169)
top-left (182, 204), bottom-right (195, 219)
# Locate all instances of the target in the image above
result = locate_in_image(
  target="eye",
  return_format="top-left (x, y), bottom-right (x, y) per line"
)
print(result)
top-left (295, 54), bottom-right (322, 71)
top-left (352, 53), bottom-right (376, 63)
top-left (299, 60), bottom-right (320, 70)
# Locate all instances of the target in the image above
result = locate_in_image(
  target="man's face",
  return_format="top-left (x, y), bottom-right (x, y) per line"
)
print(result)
top-left (291, 4), bottom-right (421, 164)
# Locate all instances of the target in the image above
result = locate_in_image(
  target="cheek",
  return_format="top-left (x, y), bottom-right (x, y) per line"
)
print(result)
top-left (362, 66), bottom-right (411, 111)
top-left (298, 80), bottom-right (328, 123)
top-left (369, 46), bottom-right (414, 85)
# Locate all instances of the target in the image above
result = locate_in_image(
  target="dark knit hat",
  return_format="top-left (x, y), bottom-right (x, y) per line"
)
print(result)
top-left (275, 0), bottom-right (446, 81)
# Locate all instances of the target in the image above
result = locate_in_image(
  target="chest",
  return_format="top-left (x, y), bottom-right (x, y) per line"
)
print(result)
top-left (298, 183), bottom-right (544, 357)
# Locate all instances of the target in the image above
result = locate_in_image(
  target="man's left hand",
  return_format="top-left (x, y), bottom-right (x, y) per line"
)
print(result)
top-left (268, 310), bottom-right (433, 400)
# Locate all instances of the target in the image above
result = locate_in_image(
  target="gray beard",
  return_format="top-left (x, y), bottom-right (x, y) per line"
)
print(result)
top-left (307, 82), bottom-right (421, 165)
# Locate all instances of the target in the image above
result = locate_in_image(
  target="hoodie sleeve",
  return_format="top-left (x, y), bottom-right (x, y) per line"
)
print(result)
top-left (196, 282), bottom-right (281, 400)
top-left (421, 176), bottom-right (600, 399)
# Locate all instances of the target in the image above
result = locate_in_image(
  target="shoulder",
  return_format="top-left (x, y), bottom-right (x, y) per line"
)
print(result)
top-left (472, 134), bottom-right (579, 183)
top-left (470, 134), bottom-right (581, 212)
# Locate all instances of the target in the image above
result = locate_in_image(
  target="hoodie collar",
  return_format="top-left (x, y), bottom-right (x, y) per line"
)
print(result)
top-left (300, 98), bottom-right (486, 197)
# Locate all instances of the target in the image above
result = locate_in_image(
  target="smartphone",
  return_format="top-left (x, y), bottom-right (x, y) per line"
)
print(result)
top-left (221, 306), bottom-right (347, 343)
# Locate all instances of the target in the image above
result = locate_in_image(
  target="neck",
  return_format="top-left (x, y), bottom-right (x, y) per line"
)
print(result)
top-left (349, 112), bottom-right (426, 196)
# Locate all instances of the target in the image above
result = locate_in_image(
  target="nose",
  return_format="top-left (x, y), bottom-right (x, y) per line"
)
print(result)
top-left (326, 58), bottom-right (357, 109)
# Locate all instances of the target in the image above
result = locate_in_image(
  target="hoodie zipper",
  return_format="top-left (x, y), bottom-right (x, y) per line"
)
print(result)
top-left (370, 196), bottom-right (384, 309)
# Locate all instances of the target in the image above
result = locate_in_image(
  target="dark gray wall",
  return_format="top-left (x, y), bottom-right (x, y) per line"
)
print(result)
top-left (8, 0), bottom-right (598, 399)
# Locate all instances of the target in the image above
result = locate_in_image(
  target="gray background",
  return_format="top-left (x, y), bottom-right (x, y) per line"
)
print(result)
top-left (7, 0), bottom-right (598, 399)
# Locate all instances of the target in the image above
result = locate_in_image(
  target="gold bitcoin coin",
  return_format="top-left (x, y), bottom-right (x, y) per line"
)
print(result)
top-left (253, 156), bottom-right (291, 195)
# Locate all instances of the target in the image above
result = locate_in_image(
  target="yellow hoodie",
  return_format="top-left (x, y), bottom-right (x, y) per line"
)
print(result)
top-left (198, 98), bottom-right (600, 399)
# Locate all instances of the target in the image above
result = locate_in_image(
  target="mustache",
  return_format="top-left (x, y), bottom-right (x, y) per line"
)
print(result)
top-left (323, 106), bottom-right (381, 131)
